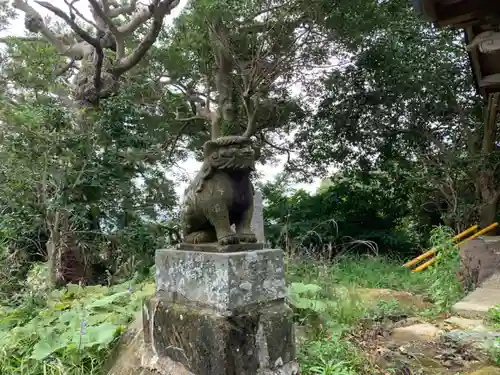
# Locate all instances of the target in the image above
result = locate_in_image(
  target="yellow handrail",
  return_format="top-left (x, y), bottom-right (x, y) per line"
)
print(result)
top-left (403, 224), bottom-right (478, 268)
top-left (454, 222), bottom-right (498, 247)
top-left (409, 222), bottom-right (499, 273)
top-left (411, 257), bottom-right (436, 273)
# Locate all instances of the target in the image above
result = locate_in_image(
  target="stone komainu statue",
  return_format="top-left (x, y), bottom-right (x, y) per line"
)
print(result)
top-left (180, 136), bottom-right (260, 245)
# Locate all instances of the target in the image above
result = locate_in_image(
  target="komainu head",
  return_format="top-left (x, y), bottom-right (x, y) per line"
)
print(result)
top-left (203, 136), bottom-right (260, 171)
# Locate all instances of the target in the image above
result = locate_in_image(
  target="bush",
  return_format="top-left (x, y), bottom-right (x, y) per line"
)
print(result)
top-left (286, 229), bottom-right (464, 374)
top-left (263, 171), bottom-right (421, 258)
top-left (0, 279), bottom-right (154, 375)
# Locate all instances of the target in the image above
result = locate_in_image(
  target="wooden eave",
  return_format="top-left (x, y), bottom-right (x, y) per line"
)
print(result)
top-left (413, 0), bottom-right (500, 99)
top-left (414, 0), bottom-right (500, 28)
top-left (464, 26), bottom-right (500, 98)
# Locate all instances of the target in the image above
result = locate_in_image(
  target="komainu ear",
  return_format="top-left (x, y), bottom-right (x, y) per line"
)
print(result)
top-left (203, 141), bottom-right (219, 158)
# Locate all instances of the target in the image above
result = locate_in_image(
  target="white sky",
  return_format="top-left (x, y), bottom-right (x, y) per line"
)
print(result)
top-left (1, 0), bottom-right (320, 198)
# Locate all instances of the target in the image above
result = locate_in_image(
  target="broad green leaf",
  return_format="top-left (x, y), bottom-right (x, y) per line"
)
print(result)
top-left (81, 323), bottom-right (120, 349)
top-left (88, 292), bottom-right (129, 309)
top-left (289, 282), bottom-right (322, 296)
top-left (30, 333), bottom-right (69, 360)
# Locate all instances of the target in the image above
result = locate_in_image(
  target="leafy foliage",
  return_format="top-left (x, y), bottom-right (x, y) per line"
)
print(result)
top-left (297, 335), bottom-right (359, 375)
top-left (290, 0), bottom-right (497, 231)
top-left (288, 282), bottom-right (331, 313)
top-left (0, 0), bottom-right (494, 372)
top-left (0, 0), bottom-right (340, 287)
top-left (264, 170), bottom-right (421, 257)
top-left (423, 226), bottom-right (465, 311)
top-left (0, 25), bottom-right (185, 287)
top-left (287, 227), bottom-right (465, 375)
top-left (0, 276), bottom-right (154, 374)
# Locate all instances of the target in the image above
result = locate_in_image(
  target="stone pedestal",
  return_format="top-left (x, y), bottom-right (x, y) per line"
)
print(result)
top-left (143, 246), bottom-right (298, 375)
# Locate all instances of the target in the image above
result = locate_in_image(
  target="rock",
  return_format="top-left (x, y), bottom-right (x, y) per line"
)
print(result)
top-left (356, 288), bottom-right (429, 310)
top-left (390, 317), bottom-right (422, 329)
top-left (251, 190), bottom-right (265, 244)
top-left (391, 323), bottom-right (443, 343)
top-left (459, 237), bottom-right (500, 291)
top-left (104, 315), bottom-right (194, 375)
top-left (467, 367), bottom-right (500, 375)
top-left (445, 329), bottom-right (500, 350)
top-left (155, 248), bottom-right (287, 312)
top-left (445, 316), bottom-right (484, 330)
top-left (148, 247), bottom-right (298, 375)
top-left (452, 285), bottom-right (500, 318)
top-left (144, 296), bottom-right (298, 375)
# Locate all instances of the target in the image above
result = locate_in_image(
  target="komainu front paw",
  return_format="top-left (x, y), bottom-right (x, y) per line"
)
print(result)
top-left (218, 234), bottom-right (240, 245)
top-left (184, 230), bottom-right (217, 244)
top-left (238, 232), bottom-right (257, 243)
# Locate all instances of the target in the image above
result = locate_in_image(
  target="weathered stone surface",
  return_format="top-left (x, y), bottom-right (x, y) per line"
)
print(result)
top-left (144, 296), bottom-right (298, 375)
top-left (180, 136), bottom-right (260, 246)
top-left (355, 288), bottom-right (430, 310)
top-left (251, 190), bottom-right (266, 244)
top-left (452, 283), bottom-right (500, 318)
top-left (155, 248), bottom-right (286, 312)
top-left (459, 237), bottom-right (500, 290)
top-left (445, 329), bottom-right (500, 351)
top-left (479, 272), bottom-right (500, 289)
top-left (104, 314), bottom-right (195, 375)
top-left (176, 242), bottom-right (264, 253)
top-left (391, 323), bottom-right (443, 343)
top-left (444, 316), bottom-right (484, 330)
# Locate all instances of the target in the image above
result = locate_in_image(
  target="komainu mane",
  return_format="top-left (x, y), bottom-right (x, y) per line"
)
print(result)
top-left (180, 135), bottom-right (260, 246)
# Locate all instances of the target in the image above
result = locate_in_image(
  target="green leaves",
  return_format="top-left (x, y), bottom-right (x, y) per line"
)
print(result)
top-left (288, 282), bottom-right (334, 313)
top-left (87, 292), bottom-right (129, 309)
top-left (287, 0), bottom-right (491, 231)
top-left (294, 0), bottom-right (475, 170)
top-left (0, 280), bottom-right (155, 367)
top-left (164, 0), bottom-right (321, 142)
top-left (263, 170), bottom-right (416, 256)
top-left (82, 323), bottom-right (121, 348)
top-left (27, 309), bottom-right (121, 360)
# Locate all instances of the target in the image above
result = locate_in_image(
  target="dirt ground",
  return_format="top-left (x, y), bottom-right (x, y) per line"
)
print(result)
top-left (349, 317), bottom-right (488, 375)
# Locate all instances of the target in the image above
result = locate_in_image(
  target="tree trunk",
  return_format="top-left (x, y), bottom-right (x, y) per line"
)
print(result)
top-left (477, 171), bottom-right (500, 231)
top-left (46, 211), bottom-right (91, 288)
top-left (46, 230), bottom-right (59, 288)
top-left (479, 197), bottom-right (498, 230)
top-left (477, 93), bottom-right (500, 231)
top-left (46, 211), bottom-right (62, 288)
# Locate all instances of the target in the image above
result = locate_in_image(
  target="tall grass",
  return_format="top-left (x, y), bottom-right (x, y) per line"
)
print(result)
top-left (0, 226), bottom-right (464, 375)
top-left (287, 225), bottom-right (465, 375)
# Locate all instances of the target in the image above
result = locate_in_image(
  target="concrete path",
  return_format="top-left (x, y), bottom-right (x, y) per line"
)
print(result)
top-left (452, 272), bottom-right (500, 318)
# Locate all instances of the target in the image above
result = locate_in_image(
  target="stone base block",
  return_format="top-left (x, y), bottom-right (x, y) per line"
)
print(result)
top-left (143, 296), bottom-right (298, 375)
top-left (155, 248), bottom-right (286, 312)
top-left (176, 242), bottom-right (265, 253)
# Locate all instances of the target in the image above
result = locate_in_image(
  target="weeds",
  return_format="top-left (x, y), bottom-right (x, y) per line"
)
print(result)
top-left (0, 226), bottom-right (465, 375)
top-left (0, 275), bottom-right (154, 375)
top-left (287, 225), bottom-right (465, 374)
top-left (297, 332), bottom-right (363, 375)
top-left (424, 226), bottom-right (465, 311)
top-left (487, 305), bottom-right (500, 364)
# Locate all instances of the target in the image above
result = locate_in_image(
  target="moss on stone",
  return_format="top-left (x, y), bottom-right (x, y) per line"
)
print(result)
top-left (145, 296), bottom-right (295, 375)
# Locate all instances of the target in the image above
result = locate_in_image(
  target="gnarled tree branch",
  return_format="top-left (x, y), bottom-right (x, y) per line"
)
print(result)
top-left (35, 1), bottom-right (99, 49)
top-left (12, 0), bottom-right (92, 58)
top-left (12, 0), bottom-right (181, 105)
top-left (113, 0), bottom-right (181, 75)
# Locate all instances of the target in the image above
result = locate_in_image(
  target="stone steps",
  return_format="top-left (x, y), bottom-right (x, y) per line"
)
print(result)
top-left (452, 272), bottom-right (500, 318)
